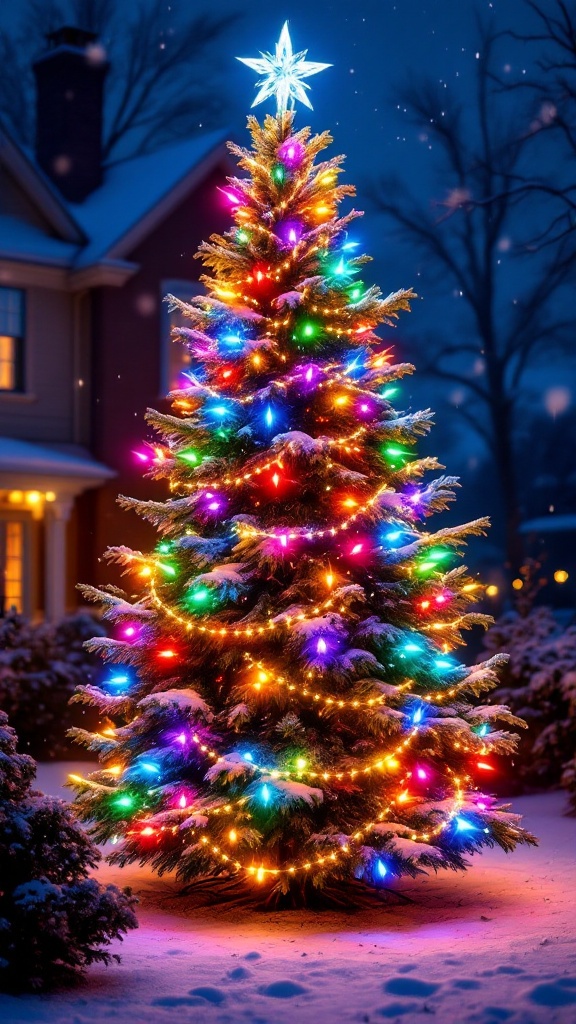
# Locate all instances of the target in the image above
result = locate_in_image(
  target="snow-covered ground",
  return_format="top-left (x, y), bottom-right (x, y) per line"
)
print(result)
top-left (2, 764), bottom-right (576, 1024)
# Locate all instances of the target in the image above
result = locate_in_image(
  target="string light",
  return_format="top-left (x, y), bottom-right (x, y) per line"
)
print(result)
top-left (148, 573), bottom-right (339, 640)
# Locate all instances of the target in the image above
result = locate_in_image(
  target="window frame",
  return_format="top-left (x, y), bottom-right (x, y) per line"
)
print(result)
top-left (0, 287), bottom-right (26, 393)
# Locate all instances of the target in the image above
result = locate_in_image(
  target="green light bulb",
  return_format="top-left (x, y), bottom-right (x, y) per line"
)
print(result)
top-left (177, 449), bottom-right (199, 464)
top-left (158, 562), bottom-right (176, 577)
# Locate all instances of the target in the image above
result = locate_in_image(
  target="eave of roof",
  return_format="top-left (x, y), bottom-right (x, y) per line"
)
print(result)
top-left (0, 436), bottom-right (115, 481)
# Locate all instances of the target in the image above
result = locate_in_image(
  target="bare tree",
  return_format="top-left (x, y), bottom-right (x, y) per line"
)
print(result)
top-left (0, 0), bottom-right (238, 163)
top-left (495, 0), bottom-right (576, 257)
top-left (373, 23), bottom-right (573, 573)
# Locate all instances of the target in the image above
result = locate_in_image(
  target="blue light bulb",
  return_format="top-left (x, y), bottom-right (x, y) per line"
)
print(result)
top-left (261, 784), bottom-right (271, 805)
top-left (455, 816), bottom-right (478, 832)
top-left (376, 858), bottom-right (388, 879)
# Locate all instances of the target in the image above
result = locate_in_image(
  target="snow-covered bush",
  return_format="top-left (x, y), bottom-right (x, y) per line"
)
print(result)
top-left (481, 607), bottom-right (576, 806)
top-left (0, 611), bottom-right (106, 759)
top-left (0, 711), bottom-right (137, 990)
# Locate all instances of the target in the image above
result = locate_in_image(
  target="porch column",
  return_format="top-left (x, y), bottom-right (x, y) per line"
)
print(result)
top-left (44, 497), bottom-right (73, 622)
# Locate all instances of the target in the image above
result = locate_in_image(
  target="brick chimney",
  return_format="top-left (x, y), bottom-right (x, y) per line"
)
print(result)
top-left (33, 26), bottom-right (109, 203)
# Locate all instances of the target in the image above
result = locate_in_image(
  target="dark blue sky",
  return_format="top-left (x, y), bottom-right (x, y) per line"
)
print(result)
top-left (2, 0), bottom-right (572, 473)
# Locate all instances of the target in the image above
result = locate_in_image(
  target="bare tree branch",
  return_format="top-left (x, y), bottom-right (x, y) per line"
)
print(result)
top-left (0, 0), bottom-right (239, 162)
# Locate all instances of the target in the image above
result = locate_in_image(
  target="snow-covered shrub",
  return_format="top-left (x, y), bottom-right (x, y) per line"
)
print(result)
top-left (481, 607), bottom-right (576, 804)
top-left (0, 711), bottom-right (137, 990)
top-left (0, 611), bottom-right (106, 759)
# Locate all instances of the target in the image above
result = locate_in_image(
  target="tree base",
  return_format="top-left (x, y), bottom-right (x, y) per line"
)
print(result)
top-left (176, 873), bottom-right (413, 912)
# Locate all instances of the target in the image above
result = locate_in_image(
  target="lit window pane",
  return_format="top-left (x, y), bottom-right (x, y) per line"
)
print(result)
top-left (0, 335), bottom-right (16, 390)
top-left (2, 520), bottom-right (24, 613)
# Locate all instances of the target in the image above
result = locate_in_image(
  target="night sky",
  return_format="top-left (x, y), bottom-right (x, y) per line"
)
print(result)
top-left (2, 0), bottom-right (574, 531)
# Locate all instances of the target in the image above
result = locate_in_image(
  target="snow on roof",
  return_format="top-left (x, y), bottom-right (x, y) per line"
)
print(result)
top-left (1, 129), bottom-right (229, 271)
top-left (0, 436), bottom-right (114, 480)
top-left (520, 514), bottom-right (576, 534)
top-left (0, 214), bottom-right (78, 266)
top-left (70, 130), bottom-right (228, 268)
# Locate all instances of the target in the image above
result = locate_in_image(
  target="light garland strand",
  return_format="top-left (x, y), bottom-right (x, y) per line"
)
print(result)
top-left (148, 575), bottom-right (340, 638)
top-left (123, 779), bottom-right (466, 882)
top-left (168, 425), bottom-right (368, 493)
top-left (234, 479), bottom-right (393, 540)
top-left (241, 656), bottom-right (488, 714)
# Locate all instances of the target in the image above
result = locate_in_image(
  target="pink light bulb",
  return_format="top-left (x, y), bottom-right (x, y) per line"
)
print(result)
top-left (123, 626), bottom-right (136, 638)
top-left (176, 733), bottom-right (187, 745)
top-left (218, 186), bottom-right (241, 205)
top-left (351, 543), bottom-right (363, 555)
top-left (416, 767), bottom-right (428, 780)
top-left (435, 594), bottom-right (447, 604)
top-left (178, 794), bottom-right (187, 808)
top-left (279, 534), bottom-right (288, 548)
top-left (133, 450), bottom-right (149, 462)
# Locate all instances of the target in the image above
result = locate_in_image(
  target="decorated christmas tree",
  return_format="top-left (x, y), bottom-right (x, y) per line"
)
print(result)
top-left (71, 24), bottom-right (536, 906)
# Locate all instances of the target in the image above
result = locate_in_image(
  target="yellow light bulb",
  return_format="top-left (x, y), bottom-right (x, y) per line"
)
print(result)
top-left (229, 829), bottom-right (237, 843)
top-left (325, 572), bottom-right (334, 588)
top-left (554, 569), bottom-right (569, 584)
top-left (486, 584), bottom-right (499, 597)
top-left (512, 578), bottom-right (523, 590)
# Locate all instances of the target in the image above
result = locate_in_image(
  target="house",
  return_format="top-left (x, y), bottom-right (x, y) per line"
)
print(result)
top-left (0, 26), bottom-right (232, 620)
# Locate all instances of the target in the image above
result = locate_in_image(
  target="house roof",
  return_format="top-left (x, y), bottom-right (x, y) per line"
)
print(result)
top-left (70, 130), bottom-right (229, 268)
top-left (0, 127), bottom-right (231, 281)
top-left (0, 437), bottom-right (115, 481)
top-left (0, 214), bottom-right (79, 266)
top-left (0, 127), bottom-right (85, 243)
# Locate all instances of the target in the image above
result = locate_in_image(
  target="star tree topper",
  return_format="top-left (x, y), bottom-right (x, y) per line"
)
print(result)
top-left (237, 22), bottom-right (331, 114)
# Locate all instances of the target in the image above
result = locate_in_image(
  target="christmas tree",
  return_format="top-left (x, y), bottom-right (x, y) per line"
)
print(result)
top-left (0, 712), bottom-right (137, 990)
top-left (71, 25), bottom-right (536, 906)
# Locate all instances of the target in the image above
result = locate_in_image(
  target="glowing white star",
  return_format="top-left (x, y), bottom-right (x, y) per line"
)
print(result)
top-left (237, 22), bottom-right (331, 114)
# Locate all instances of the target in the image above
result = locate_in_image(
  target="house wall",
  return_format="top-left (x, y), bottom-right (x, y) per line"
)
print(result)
top-left (84, 166), bottom-right (230, 587)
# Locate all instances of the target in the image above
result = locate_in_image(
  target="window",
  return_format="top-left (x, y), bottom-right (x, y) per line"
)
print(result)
top-left (0, 287), bottom-right (25, 392)
top-left (160, 279), bottom-right (203, 395)
top-left (0, 519), bottom-right (24, 614)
